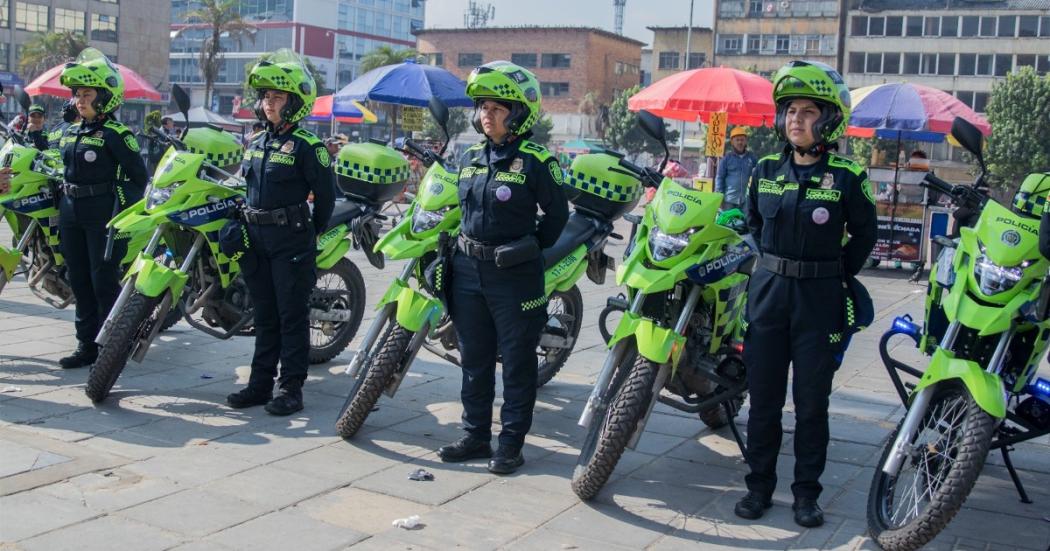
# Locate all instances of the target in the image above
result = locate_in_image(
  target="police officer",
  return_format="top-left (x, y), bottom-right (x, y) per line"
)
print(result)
top-left (436, 61), bottom-right (569, 474)
top-left (736, 60), bottom-right (877, 527)
top-left (25, 103), bottom-right (49, 151)
top-left (55, 48), bottom-right (148, 369)
top-left (225, 50), bottom-right (335, 416)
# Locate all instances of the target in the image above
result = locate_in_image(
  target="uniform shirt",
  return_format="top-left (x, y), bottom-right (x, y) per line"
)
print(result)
top-left (715, 148), bottom-right (757, 207)
top-left (46, 122), bottom-right (70, 153)
top-left (27, 129), bottom-right (49, 152)
top-left (457, 136), bottom-right (568, 249)
top-left (241, 124), bottom-right (335, 234)
top-left (746, 150), bottom-right (877, 276)
top-left (60, 117), bottom-right (148, 196)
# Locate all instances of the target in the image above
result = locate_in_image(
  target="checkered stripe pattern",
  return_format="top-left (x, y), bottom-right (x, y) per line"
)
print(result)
top-left (189, 145), bottom-right (242, 168)
top-left (809, 79), bottom-right (833, 96)
top-left (335, 159), bottom-right (410, 184)
top-left (565, 169), bottom-right (641, 203)
top-left (521, 295), bottom-right (547, 312)
top-left (205, 231), bottom-right (238, 281)
top-left (1016, 191), bottom-right (1046, 216)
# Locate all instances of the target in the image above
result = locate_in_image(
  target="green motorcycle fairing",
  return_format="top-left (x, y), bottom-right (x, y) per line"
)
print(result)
top-left (374, 161), bottom-right (461, 261)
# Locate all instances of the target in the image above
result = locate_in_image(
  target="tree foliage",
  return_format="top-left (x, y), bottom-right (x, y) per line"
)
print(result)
top-left (605, 85), bottom-right (679, 159)
top-left (530, 112), bottom-right (555, 146)
top-left (18, 31), bottom-right (88, 80)
top-left (177, 0), bottom-right (257, 108)
top-left (421, 107), bottom-right (470, 142)
top-left (984, 67), bottom-right (1050, 192)
top-left (359, 46), bottom-right (418, 75)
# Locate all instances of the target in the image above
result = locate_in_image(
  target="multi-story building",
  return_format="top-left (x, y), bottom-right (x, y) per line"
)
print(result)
top-left (170, 0), bottom-right (421, 115)
top-left (845, 0), bottom-right (1050, 114)
top-left (0, 0), bottom-right (170, 125)
top-left (414, 26), bottom-right (644, 142)
top-left (713, 0), bottom-right (845, 76)
top-left (648, 26), bottom-right (714, 83)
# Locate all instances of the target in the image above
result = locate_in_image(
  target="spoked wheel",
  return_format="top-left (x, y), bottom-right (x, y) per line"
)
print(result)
top-left (308, 258), bottom-right (366, 364)
top-left (867, 383), bottom-right (996, 551)
top-left (536, 286), bottom-right (584, 387)
top-left (334, 322), bottom-right (414, 439)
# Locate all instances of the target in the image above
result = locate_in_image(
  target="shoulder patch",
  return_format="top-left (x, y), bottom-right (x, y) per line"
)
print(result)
top-left (124, 133), bottom-right (141, 153)
top-left (546, 159), bottom-right (563, 185)
top-left (292, 127), bottom-right (321, 146)
top-left (104, 119), bottom-right (129, 132)
top-left (861, 178), bottom-right (876, 205)
top-left (519, 140), bottom-right (552, 162)
top-left (316, 145), bottom-right (331, 168)
top-left (466, 143), bottom-right (485, 152)
top-left (828, 154), bottom-right (863, 176)
top-left (759, 153), bottom-right (782, 163)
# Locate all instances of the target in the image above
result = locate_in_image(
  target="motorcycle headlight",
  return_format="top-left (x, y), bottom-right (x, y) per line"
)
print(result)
top-left (145, 180), bottom-right (184, 210)
top-left (647, 226), bottom-right (694, 262)
top-left (973, 253), bottom-right (1027, 296)
top-left (411, 207), bottom-right (447, 234)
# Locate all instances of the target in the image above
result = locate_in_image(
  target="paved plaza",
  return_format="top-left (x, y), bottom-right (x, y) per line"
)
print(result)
top-left (1, 220), bottom-right (1048, 550)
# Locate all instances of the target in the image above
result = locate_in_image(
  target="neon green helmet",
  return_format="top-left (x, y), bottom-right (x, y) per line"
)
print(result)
top-left (465, 61), bottom-right (542, 136)
top-left (247, 49), bottom-right (316, 124)
top-left (334, 142), bottom-right (411, 204)
top-left (182, 126), bottom-right (244, 173)
top-left (1014, 172), bottom-right (1050, 218)
top-left (59, 48), bottom-right (124, 114)
top-left (564, 152), bottom-right (642, 220)
top-left (772, 60), bottom-right (851, 144)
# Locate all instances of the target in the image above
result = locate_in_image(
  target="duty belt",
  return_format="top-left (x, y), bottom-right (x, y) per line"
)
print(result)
top-left (60, 182), bottom-right (112, 199)
top-left (758, 254), bottom-right (842, 279)
top-left (242, 202), bottom-right (311, 229)
top-left (457, 234), bottom-right (500, 261)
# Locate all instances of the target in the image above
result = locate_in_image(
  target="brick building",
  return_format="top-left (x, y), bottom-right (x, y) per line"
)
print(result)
top-left (414, 26), bottom-right (644, 142)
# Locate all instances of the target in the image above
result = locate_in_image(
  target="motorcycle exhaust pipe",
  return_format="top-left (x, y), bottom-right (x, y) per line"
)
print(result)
top-left (346, 302), bottom-right (395, 377)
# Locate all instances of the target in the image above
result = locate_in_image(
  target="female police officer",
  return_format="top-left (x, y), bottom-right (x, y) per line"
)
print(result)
top-left (224, 50), bottom-right (335, 416)
top-left (736, 61), bottom-right (877, 527)
top-left (56, 48), bottom-right (148, 369)
top-left (436, 61), bottom-right (569, 474)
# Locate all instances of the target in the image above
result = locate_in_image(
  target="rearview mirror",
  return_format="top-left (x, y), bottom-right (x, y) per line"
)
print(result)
top-left (950, 117), bottom-right (984, 167)
top-left (172, 84), bottom-right (191, 118)
top-left (428, 96), bottom-right (451, 156)
top-left (17, 89), bottom-right (32, 113)
top-left (637, 110), bottom-right (666, 143)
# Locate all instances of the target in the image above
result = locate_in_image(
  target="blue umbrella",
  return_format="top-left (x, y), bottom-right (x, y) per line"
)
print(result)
top-left (333, 59), bottom-right (473, 109)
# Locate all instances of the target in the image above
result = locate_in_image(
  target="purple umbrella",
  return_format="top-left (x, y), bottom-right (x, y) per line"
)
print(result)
top-left (333, 59), bottom-right (472, 109)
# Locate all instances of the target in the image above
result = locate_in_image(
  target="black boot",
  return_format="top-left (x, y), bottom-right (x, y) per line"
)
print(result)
top-left (226, 385), bottom-right (273, 409)
top-left (734, 491), bottom-right (773, 520)
top-left (264, 384), bottom-right (304, 416)
top-left (487, 444), bottom-right (524, 474)
top-left (59, 342), bottom-right (98, 369)
top-left (792, 497), bottom-right (824, 527)
top-left (437, 434), bottom-right (492, 462)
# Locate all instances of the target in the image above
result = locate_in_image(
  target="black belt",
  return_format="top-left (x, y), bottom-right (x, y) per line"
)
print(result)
top-left (242, 203), bottom-right (311, 228)
top-left (457, 235), bottom-right (500, 261)
top-left (758, 254), bottom-right (842, 279)
top-left (60, 183), bottom-right (112, 199)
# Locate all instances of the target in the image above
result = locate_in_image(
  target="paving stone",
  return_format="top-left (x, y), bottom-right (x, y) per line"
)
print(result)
top-left (205, 509), bottom-right (366, 550)
top-left (120, 488), bottom-right (273, 537)
top-left (294, 486), bottom-right (433, 535)
top-left (0, 489), bottom-right (97, 541)
top-left (17, 515), bottom-right (185, 551)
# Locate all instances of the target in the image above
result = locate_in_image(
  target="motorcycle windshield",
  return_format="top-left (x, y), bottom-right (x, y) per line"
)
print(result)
top-left (972, 200), bottom-right (1041, 268)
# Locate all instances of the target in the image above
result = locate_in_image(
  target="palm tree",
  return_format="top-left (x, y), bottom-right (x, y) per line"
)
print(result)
top-left (175, 0), bottom-right (256, 108)
top-left (357, 46), bottom-right (418, 140)
top-left (18, 31), bottom-right (88, 80)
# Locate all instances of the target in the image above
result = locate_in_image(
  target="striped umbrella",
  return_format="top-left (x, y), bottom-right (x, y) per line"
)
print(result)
top-left (846, 82), bottom-right (990, 142)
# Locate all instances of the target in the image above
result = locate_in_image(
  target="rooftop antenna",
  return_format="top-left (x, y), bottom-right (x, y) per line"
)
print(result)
top-left (464, 1), bottom-right (495, 29)
top-left (613, 0), bottom-right (626, 35)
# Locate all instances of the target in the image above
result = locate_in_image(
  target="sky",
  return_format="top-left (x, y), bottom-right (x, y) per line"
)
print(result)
top-left (423, 0), bottom-right (716, 46)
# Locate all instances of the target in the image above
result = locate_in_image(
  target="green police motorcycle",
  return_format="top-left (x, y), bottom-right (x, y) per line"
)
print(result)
top-left (85, 87), bottom-right (366, 403)
top-left (867, 118), bottom-right (1050, 550)
top-left (571, 111), bottom-right (755, 501)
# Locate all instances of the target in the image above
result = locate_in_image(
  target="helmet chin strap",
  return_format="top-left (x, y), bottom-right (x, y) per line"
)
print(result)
top-left (788, 140), bottom-right (837, 158)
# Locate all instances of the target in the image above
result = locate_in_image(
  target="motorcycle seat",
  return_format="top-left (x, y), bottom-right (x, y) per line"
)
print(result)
top-left (325, 200), bottom-right (374, 231)
top-left (542, 211), bottom-right (604, 270)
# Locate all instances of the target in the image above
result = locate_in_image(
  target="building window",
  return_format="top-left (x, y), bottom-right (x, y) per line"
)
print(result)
top-left (805, 35), bottom-right (820, 54)
top-left (458, 52), bottom-right (482, 67)
top-left (775, 35), bottom-right (789, 54)
top-left (91, 13), bottom-right (118, 42)
top-left (979, 16), bottom-right (996, 37)
top-left (1041, 16), bottom-right (1050, 37)
top-left (0, 43), bottom-right (7, 72)
top-left (976, 54), bottom-right (993, 76)
top-left (747, 35), bottom-right (761, 53)
top-left (687, 52), bottom-right (705, 69)
top-left (920, 53), bottom-right (937, 75)
top-left (998, 15), bottom-right (1016, 37)
top-left (54, 7), bottom-right (85, 33)
top-left (973, 92), bottom-right (989, 113)
top-left (941, 16), bottom-right (958, 37)
top-left (15, 2), bottom-right (48, 32)
top-left (541, 53), bottom-right (571, 68)
top-left (994, 54), bottom-right (1011, 76)
top-left (958, 53), bottom-right (976, 75)
top-left (658, 51), bottom-right (679, 70)
top-left (884, 52), bottom-right (900, 74)
top-left (1037, 55), bottom-right (1050, 75)
top-left (511, 53), bottom-right (537, 68)
top-left (902, 53), bottom-right (920, 75)
top-left (426, 53), bottom-right (443, 66)
top-left (1018, 15), bottom-right (1039, 37)
top-left (849, 52), bottom-right (865, 74)
top-left (1016, 54), bottom-right (1036, 69)
top-left (719, 34), bottom-right (742, 54)
top-left (886, 16), bottom-right (903, 37)
top-left (906, 16), bottom-right (923, 37)
top-left (937, 53), bottom-right (955, 75)
top-left (924, 17), bottom-right (940, 37)
top-left (540, 82), bottom-right (569, 97)
top-left (961, 16), bottom-right (979, 37)
top-left (851, 16), bottom-right (867, 36)
top-left (956, 91), bottom-right (974, 109)
top-left (866, 52), bottom-right (882, 73)
top-left (749, 0), bottom-right (763, 15)
top-left (869, 16), bottom-right (885, 36)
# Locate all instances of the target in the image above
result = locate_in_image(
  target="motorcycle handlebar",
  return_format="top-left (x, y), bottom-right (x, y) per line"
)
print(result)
top-left (617, 157), bottom-right (663, 189)
top-left (923, 172), bottom-right (987, 210)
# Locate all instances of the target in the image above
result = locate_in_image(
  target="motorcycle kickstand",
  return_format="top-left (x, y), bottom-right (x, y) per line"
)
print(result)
top-left (723, 400), bottom-right (749, 463)
top-left (1000, 445), bottom-right (1033, 504)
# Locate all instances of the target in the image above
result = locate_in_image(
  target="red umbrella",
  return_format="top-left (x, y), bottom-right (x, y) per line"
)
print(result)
top-left (24, 62), bottom-right (162, 101)
top-left (628, 67), bottom-right (775, 127)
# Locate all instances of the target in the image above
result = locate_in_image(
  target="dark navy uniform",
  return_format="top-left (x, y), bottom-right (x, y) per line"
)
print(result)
top-left (239, 124), bottom-right (335, 393)
top-left (451, 136), bottom-right (569, 450)
top-left (27, 128), bottom-right (49, 152)
top-left (743, 150), bottom-right (877, 500)
top-left (58, 117), bottom-right (148, 347)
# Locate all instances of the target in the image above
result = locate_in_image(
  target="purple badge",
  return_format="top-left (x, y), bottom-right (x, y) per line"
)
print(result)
top-left (496, 185), bottom-right (512, 202)
top-left (812, 207), bottom-right (830, 225)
